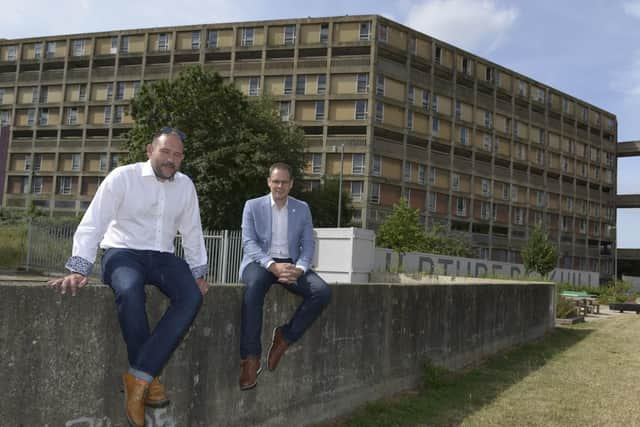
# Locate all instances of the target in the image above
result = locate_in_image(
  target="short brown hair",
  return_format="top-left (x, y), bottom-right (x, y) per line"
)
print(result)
top-left (269, 162), bottom-right (292, 178)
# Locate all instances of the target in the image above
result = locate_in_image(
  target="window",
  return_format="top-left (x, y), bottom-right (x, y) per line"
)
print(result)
top-left (535, 87), bottom-right (545, 103)
top-left (241, 28), bottom-right (254, 47)
top-left (374, 74), bottom-right (383, 95)
top-left (502, 183), bottom-right (509, 201)
top-left (418, 164), bottom-right (426, 185)
top-left (110, 36), bottom-right (119, 53)
top-left (408, 85), bottom-right (415, 104)
top-left (518, 80), bottom-right (527, 96)
top-left (66, 107), bottom-right (78, 125)
top-left (485, 67), bottom-right (493, 82)
top-left (562, 98), bottom-right (570, 113)
top-left (106, 83), bottom-right (113, 101)
top-left (518, 144), bottom-right (526, 160)
top-left (158, 33), bottom-right (169, 51)
top-left (34, 43), bottom-right (42, 59)
top-left (32, 176), bottom-right (43, 194)
top-left (514, 207), bottom-right (524, 225)
top-left (579, 219), bottom-right (586, 234)
top-left (33, 154), bottom-right (42, 171)
top-left (359, 22), bottom-right (371, 41)
top-left (484, 111), bottom-right (492, 128)
top-left (459, 127), bottom-right (469, 145)
top-left (505, 118), bottom-right (511, 133)
top-left (31, 87), bottom-right (39, 103)
top-left (46, 42), bottom-right (56, 58)
top-left (110, 154), bottom-right (120, 170)
top-left (99, 154), bottom-right (108, 171)
top-left (536, 191), bottom-right (545, 208)
top-left (409, 37), bottom-right (417, 55)
top-left (561, 216), bottom-right (570, 231)
top-left (279, 101), bottom-right (290, 121)
top-left (283, 26), bottom-right (296, 45)
top-left (58, 176), bottom-right (72, 195)
top-left (462, 57), bottom-right (470, 75)
top-left (355, 73), bottom-right (368, 94)
top-left (372, 155), bottom-right (381, 176)
top-left (481, 202), bottom-right (490, 220)
top-left (534, 211), bottom-right (543, 226)
top-left (320, 24), bottom-right (329, 43)
top-left (428, 193), bottom-right (437, 212)
top-left (431, 94), bottom-right (438, 112)
top-left (451, 173), bottom-right (460, 191)
top-left (120, 36), bottom-right (129, 54)
top-left (283, 76), bottom-right (293, 95)
top-left (422, 90), bottom-right (429, 108)
top-left (72, 39), bottom-right (86, 56)
top-left (350, 181), bottom-right (363, 201)
top-left (78, 84), bottom-right (87, 101)
top-left (481, 179), bottom-right (490, 196)
top-left (38, 109), bottom-right (48, 126)
top-left (315, 101), bottom-right (325, 120)
top-left (536, 149), bottom-right (544, 165)
top-left (71, 153), bottom-right (81, 170)
top-left (482, 135), bottom-right (492, 152)
top-left (132, 81), bottom-right (141, 97)
top-left (27, 109), bottom-right (36, 126)
top-left (24, 156), bottom-right (32, 171)
top-left (429, 167), bottom-right (436, 185)
top-left (311, 153), bottom-right (322, 174)
top-left (455, 101), bottom-right (461, 119)
top-left (375, 102), bottom-right (384, 123)
top-left (377, 24), bottom-right (388, 43)
top-left (0, 111), bottom-right (9, 126)
top-left (296, 75), bottom-right (306, 95)
top-left (407, 111), bottom-right (413, 130)
top-left (370, 183), bottom-right (380, 203)
top-left (352, 154), bottom-right (365, 174)
top-left (113, 106), bottom-right (124, 124)
top-left (434, 46), bottom-right (442, 64)
top-left (537, 128), bottom-right (545, 144)
top-left (7, 46), bottom-right (17, 61)
top-left (191, 31), bottom-right (201, 49)
top-left (511, 185), bottom-right (518, 202)
top-left (104, 106), bottom-right (112, 124)
top-left (456, 197), bottom-right (467, 216)
top-left (207, 30), bottom-right (218, 48)
top-left (403, 162), bottom-right (412, 181)
top-left (39, 86), bottom-right (48, 104)
top-left (403, 188), bottom-right (411, 204)
top-left (355, 100), bottom-right (368, 120)
top-left (317, 75), bottom-right (326, 95)
top-left (116, 82), bottom-right (125, 100)
top-left (249, 77), bottom-right (260, 96)
top-left (432, 117), bottom-right (439, 135)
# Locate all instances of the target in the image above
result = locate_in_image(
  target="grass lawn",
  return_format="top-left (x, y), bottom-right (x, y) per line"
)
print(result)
top-left (0, 223), bottom-right (27, 269)
top-left (319, 314), bottom-right (640, 427)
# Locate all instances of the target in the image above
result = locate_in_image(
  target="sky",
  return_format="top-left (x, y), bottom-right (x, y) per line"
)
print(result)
top-left (2, 0), bottom-right (639, 247)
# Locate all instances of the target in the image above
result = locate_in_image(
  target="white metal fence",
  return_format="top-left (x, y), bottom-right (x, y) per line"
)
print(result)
top-left (25, 219), bottom-right (244, 284)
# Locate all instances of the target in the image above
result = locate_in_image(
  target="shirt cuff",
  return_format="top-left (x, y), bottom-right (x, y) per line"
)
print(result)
top-left (295, 264), bottom-right (307, 274)
top-left (266, 260), bottom-right (275, 270)
top-left (191, 264), bottom-right (207, 279)
top-left (65, 256), bottom-right (93, 277)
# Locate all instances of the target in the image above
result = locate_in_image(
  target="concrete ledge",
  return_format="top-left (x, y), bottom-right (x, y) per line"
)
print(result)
top-left (0, 281), bottom-right (555, 426)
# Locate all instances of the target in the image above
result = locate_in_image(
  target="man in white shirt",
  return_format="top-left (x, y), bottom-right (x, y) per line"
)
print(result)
top-left (238, 163), bottom-right (331, 390)
top-left (49, 128), bottom-right (208, 427)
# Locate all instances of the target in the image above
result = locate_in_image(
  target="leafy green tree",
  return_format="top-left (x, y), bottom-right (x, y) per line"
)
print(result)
top-left (376, 199), bottom-right (425, 272)
top-left (296, 178), bottom-right (353, 227)
top-left (421, 225), bottom-right (473, 258)
top-left (124, 66), bottom-right (305, 230)
top-left (522, 226), bottom-right (558, 277)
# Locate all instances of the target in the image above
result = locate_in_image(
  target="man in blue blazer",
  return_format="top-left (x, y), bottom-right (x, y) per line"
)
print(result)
top-left (238, 162), bottom-right (332, 390)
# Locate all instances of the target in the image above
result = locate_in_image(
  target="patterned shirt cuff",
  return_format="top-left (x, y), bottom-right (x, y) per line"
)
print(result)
top-left (191, 264), bottom-right (207, 279)
top-left (65, 256), bottom-right (93, 277)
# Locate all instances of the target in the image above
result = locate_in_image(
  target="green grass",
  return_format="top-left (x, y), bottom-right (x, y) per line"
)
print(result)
top-left (318, 315), bottom-right (640, 427)
top-left (0, 224), bottom-right (27, 268)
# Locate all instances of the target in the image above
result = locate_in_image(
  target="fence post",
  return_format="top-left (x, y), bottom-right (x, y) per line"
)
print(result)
top-left (221, 230), bottom-right (229, 284)
top-left (25, 218), bottom-right (33, 271)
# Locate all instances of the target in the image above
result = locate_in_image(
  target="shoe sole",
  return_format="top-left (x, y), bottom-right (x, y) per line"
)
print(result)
top-left (144, 399), bottom-right (170, 408)
top-left (267, 327), bottom-right (279, 371)
top-left (239, 365), bottom-right (262, 391)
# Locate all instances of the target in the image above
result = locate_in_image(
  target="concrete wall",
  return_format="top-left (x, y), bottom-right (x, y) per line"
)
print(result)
top-left (0, 281), bottom-right (555, 426)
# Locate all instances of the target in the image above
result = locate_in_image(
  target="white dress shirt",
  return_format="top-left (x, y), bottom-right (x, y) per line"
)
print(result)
top-left (66, 161), bottom-right (207, 278)
top-left (269, 194), bottom-right (289, 259)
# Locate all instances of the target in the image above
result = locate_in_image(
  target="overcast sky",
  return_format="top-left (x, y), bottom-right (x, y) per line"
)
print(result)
top-left (3, 0), bottom-right (639, 247)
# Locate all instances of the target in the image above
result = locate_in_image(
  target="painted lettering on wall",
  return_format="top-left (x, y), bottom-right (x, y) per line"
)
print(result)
top-left (65, 409), bottom-right (175, 427)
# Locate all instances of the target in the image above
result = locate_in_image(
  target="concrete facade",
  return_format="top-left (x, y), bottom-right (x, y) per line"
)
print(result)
top-left (0, 280), bottom-right (554, 426)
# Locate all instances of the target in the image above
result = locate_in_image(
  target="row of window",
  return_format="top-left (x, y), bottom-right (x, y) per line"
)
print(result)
top-left (0, 82), bottom-right (141, 104)
top-left (9, 105), bottom-right (127, 126)
top-left (13, 153), bottom-right (120, 172)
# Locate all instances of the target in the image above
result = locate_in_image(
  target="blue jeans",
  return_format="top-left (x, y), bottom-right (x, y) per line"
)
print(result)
top-left (240, 259), bottom-right (332, 359)
top-left (101, 248), bottom-right (202, 378)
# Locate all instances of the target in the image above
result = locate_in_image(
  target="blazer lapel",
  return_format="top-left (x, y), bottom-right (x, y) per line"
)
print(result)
top-left (263, 195), bottom-right (272, 242)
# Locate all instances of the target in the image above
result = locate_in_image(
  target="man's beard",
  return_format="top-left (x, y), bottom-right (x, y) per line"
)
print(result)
top-left (152, 161), bottom-right (177, 180)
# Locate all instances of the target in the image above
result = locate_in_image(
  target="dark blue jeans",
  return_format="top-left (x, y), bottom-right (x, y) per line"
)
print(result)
top-left (101, 248), bottom-right (202, 377)
top-left (240, 259), bottom-right (332, 359)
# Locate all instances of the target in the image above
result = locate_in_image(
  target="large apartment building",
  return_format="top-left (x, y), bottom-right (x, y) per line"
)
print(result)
top-left (0, 15), bottom-right (617, 275)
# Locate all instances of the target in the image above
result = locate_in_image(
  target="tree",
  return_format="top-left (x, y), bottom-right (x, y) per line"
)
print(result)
top-left (376, 199), bottom-right (424, 272)
top-left (296, 178), bottom-right (353, 227)
top-left (521, 226), bottom-right (558, 277)
top-left (421, 225), bottom-right (473, 258)
top-left (124, 66), bottom-right (305, 230)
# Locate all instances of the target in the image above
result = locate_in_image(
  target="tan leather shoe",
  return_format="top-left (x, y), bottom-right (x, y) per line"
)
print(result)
top-left (239, 357), bottom-right (262, 390)
top-left (267, 327), bottom-right (289, 371)
top-left (145, 377), bottom-right (170, 408)
top-left (122, 373), bottom-right (149, 427)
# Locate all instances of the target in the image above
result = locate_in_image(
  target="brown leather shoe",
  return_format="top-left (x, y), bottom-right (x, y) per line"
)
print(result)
top-left (122, 372), bottom-right (149, 427)
top-left (267, 327), bottom-right (289, 371)
top-left (239, 357), bottom-right (262, 390)
top-left (145, 377), bottom-right (170, 408)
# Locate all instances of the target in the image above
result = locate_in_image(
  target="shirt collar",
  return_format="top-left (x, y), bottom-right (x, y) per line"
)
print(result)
top-left (142, 160), bottom-right (176, 182)
top-left (270, 193), bottom-right (288, 210)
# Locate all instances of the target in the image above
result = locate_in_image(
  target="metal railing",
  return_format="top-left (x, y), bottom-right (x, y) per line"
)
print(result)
top-left (25, 219), bottom-right (244, 284)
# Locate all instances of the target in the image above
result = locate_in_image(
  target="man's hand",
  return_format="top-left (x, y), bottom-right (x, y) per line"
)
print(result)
top-left (48, 273), bottom-right (88, 296)
top-left (196, 277), bottom-right (209, 296)
top-left (270, 263), bottom-right (304, 285)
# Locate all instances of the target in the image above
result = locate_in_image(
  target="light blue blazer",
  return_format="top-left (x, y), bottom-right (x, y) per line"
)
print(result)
top-left (239, 194), bottom-right (315, 278)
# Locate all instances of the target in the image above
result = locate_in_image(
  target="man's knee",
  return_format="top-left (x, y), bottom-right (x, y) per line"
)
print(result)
top-left (315, 282), bottom-right (332, 306)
